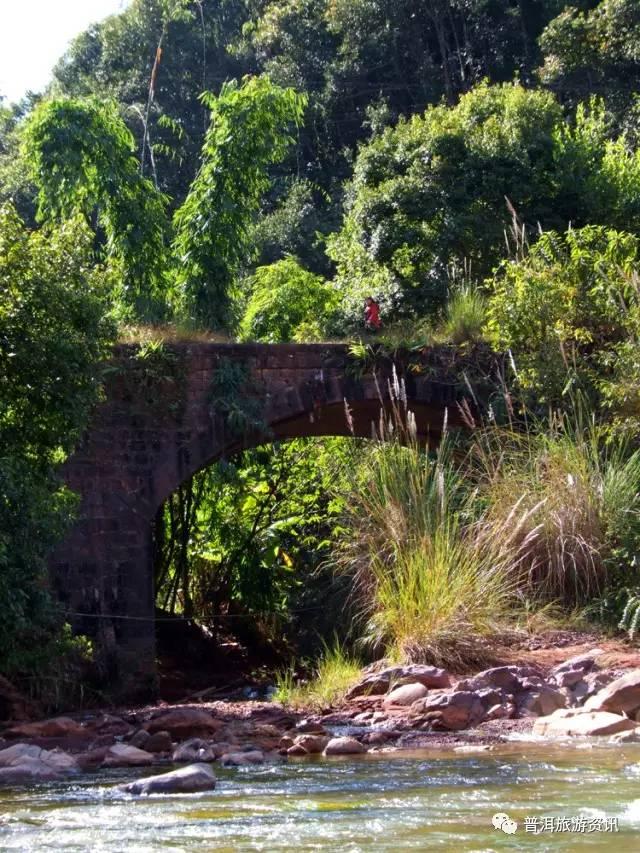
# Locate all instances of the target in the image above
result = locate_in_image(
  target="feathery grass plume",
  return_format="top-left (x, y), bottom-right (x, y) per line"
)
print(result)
top-left (332, 392), bottom-right (525, 667)
top-left (471, 405), bottom-right (640, 606)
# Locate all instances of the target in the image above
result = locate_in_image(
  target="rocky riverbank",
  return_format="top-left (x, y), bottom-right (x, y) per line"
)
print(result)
top-left (2, 636), bottom-right (640, 787)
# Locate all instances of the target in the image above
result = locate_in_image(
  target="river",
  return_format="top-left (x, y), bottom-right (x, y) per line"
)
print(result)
top-left (1, 742), bottom-right (639, 851)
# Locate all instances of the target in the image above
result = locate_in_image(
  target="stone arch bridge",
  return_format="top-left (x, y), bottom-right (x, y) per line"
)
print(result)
top-left (52, 342), bottom-right (484, 698)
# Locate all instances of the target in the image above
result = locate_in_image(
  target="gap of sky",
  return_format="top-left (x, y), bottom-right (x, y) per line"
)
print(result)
top-left (0, 1), bottom-right (130, 104)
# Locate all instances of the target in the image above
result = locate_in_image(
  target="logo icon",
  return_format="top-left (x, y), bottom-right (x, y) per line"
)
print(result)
top-left (492, 813), bottom-right (518, 834)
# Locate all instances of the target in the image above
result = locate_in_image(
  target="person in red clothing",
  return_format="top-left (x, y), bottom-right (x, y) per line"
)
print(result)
top-left (364, 296), bottom-right (381, 332)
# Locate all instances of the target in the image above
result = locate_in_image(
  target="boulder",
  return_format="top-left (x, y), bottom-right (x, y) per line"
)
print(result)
top-left (3, 716), bottom-right (85, 740)
top-left (122, 763), bottom-right (216, 795)
top-left (457, 666), bottom-right (541, 694)
top-left (552, 669), bottom-right (585, 689)
top-left (533, 708), bottom-right (639, 737)
top-left (412, 691), bottom-right (486, 731)
top-left (551, 650), bottom-right (603, 676)
top-left (392, 665), bottom-right (451, 689)
top-left (518, 685), bottom-right (567, 717)
top-left (129, 729), bottom-right (151, 749)
top-left (102, 743), bottom-right (155, 767)
top-left (220, 750), bottom-right (264, 766)
top-left (287, 734), bottom-right (329, 755)
top-left (172, 738), bottom-right (217, 763)
top-left (90, 714), bottom-right (132, 737)
top-left (323, 736), bottom-right (366, 756)
top-left (0, 742), bottom-right (78, 773)
top-left (345, 675), bottom-right (390, 700)
top-left (485, 703), bottom-right (515, 721)
top-left (146, 708), bottom-right (223, 739)
top-left (584, 670), bottom-right (640, 716)
top-left (145, 731), bottom-right (173, 753)
top-left (0, 743), bottom-right (78, 785)
top-left (0, 761), bottom-right (64, 785)
top-left (383, 683), bottom-right (429, 707)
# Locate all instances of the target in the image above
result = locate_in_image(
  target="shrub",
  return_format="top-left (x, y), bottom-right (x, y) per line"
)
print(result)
top-left (485, 226), bottom-right (640, 403)
top-left (240, 257), bottom-right (339, 342)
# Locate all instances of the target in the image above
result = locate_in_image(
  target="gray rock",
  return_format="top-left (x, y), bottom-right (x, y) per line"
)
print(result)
top-left (551, 650), bottom-right (603, 676)
top-left (457, 666), bottom-right (541, 694)
top-left (383, 683), bottom-right (429, 707)
top-left (412, 690), bottom-right (486, 731)
top-left (323, 736), bottom-right (366, 756)
top-left (102, 743), bottom-right (155, 767)
top-left (129, 729), bottom-right (151, 749)
top-left (518, 685), bottom-right (567, 717)
top-left (392, 665), bottom-right (451, 689)
top-left (584, 669), bottom-right (640, 716)
top-left (0, 761), bottom-right (64, 785)
top-left (345, 675), bottom-right (391, 700)
top-left (145, 731), bottom-right (173, 753)
top-left (552, 668), bottom-right (585, 689)
top-left (122, 762), bottom-right (216, 795)
top-left (533, 709), bottom-right (638, 737)
top-left (172, 738), bottom-right (217, 763)
top-left (0, 743), bottom-right (78, 786)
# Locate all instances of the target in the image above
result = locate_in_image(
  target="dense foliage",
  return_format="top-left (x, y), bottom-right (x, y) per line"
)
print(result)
top-left (0, 205), bottom-right (113, 675)
top-left (240, 257), bottom-right (338, 342)
top-left (3, 0), bottom-right (640, 692)
top-left (172, 77), bottom-right (307, 326)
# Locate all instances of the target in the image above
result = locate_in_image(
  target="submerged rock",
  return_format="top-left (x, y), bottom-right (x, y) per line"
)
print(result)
top-left (122, 762), bottom-right (216, 795)
top-left (220, 750), bottom-right (265, 766)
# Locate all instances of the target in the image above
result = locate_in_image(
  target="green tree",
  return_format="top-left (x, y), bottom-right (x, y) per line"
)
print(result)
top-left (329, 82), bottom-right (640, 319)
top-left (172, 76), bottom-right (307, 327)
top-left (539, 0), bottom-right (640, 132)
top-left (0, 204), bottom-right (113, 675)
top-left (23, 97), bottom-right (170, 318)
top-left (52, 0), bottom-right (248, 203)
top-left (240, 257), bottom-right (338, 342)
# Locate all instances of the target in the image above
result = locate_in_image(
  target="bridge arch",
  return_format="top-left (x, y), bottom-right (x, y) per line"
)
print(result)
top-left (51, 343), bottom-right (468, 698)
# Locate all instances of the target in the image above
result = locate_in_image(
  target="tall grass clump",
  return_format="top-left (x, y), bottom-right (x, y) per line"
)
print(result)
top-left (441, 285), bottom-right (487, 345)
top-left (334, 387), bottom-right (525, 667)
top-left (471, 410), bottom-right (640, 607)
top-left (273, 641), bottom-right (362, 709)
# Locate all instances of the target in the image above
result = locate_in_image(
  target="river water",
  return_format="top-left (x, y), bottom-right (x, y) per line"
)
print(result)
top-left (1, 742), bottom-right (639, 851)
